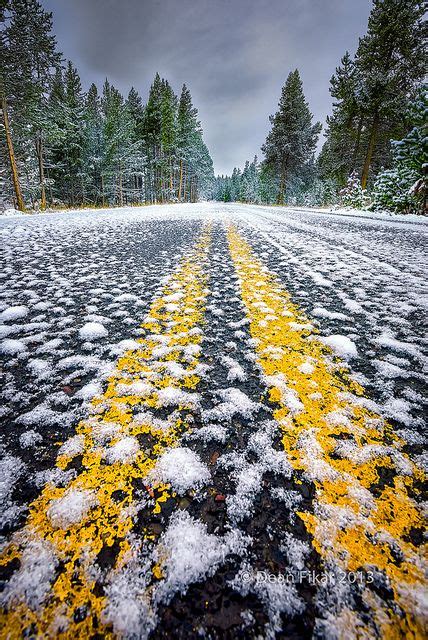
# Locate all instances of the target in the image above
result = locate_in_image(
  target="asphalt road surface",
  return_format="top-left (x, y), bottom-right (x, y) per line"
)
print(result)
top-left (0, 203), bottom-right (426, 639)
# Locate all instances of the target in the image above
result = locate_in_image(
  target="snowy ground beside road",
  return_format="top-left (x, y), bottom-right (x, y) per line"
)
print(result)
top-left (0, 203), bottom-right (427, 639)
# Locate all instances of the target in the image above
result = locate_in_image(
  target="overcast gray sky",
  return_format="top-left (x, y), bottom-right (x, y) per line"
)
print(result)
top-left (40, 0), bottom-right (372, 175)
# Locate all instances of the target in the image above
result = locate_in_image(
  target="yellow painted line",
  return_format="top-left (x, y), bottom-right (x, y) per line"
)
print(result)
top-left (227, 225), bottom-right (427, 639)
top-left (0, 226), bottom-right (211, 638)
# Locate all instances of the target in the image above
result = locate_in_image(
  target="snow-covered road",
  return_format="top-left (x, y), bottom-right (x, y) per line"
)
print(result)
top-left (0, 203), bottom-right (426, 639)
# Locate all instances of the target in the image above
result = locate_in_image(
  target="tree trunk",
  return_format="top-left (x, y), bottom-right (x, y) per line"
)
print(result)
top-left (145, 169), bottom-right (149, 204)
top-left (351, 114), bottom-right (363, 173)
top-left (169, 157), bottom-right (173, 199)
top-left (134, 174), bottom-right (138, 204)
top-left (101, 174), bottom-right (106, 206)
top-left (35, 135), bottom-right (47, 210)
top-left (47, 167), bottom-right (53, 205)
top-left (118, 163), bottom-right (123, 207)
top-left (277, 165), bottom-right (286, 205)
top-left (2, 96), bottom-right (25, 211)
top-left (183, 171), bottom-right (187, 202)
top-left (361, 110), bottom-right (380, 190)
top-left (178, 160), bottom-right (183, 201)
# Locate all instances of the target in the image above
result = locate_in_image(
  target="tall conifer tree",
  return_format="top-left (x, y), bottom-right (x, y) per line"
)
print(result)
top-left (262, 70), bottom-right (321, 204)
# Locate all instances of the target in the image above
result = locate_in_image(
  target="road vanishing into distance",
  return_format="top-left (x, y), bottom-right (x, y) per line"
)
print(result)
top-left (0, 203), bottom-right (427, 639)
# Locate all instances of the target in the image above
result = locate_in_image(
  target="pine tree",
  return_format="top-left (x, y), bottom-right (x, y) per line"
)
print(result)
top-left (223, 178), bottom-right (232, 202)
top-left (240, 160), bottom-right (251, 202)
top-left (82, 83), bottom-right (104, 205)
top-left (160, 80), bottom-right (177, 201)
top-left (46, 66), bottom-right (66, 204)
top-left (176, 84), bottom-right (199, 201)
top-left (63, 62), bottom-right (85, 204)
top-left (230, 167), bottom-right (241, 202)
top-left (339, 171), bottom-right (370, 209)
top-left (318, 52), bottom-right (363, 188)
top-left (356, 0), bottom-right (427, 189)
top-left (1, 0), bottom-right (61, 209)
top-left (126, 87), bottom-right (145, 138)
top-left (125, 87), bottom-right (145, 203)
top-left (262, 70), bottom-right (321, 204)
top-left (193, 137), bottom-right (214, 201)
top-left (248, 156), bottom-right (260, 203)
top-left (101, 81), bottom-right (137, 206)
top-left (142, 73), bottom-right (163, 203)
top-left (175, 84), bottom-right (213, 202)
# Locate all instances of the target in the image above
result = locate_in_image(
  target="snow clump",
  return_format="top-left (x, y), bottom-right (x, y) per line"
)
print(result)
top-left (47, 488), bottom-right (98, 529)
top-left (79, 322), bottom-right (108, 340)
top-left (105, 437), bottom-right (140, 464)
top-left (150, 447), bottom-right (210, 494)
top-left (0, 339), bottom-right (27, 355)
top-left (320, 334), bottom-right (358, 359)
top-left (0, 305), bottom-right (29, 322)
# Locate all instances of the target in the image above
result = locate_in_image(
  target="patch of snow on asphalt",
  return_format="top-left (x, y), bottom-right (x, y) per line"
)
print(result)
top-left (0, 338), bottom-right (27, 355)
top-left (0, 455), bottom-right (26, 528)
top-left (154, 511), bottom-right (249, 603)
top-left (151, 447), bottom-right (210, 494)
top-left (79, 322), bottom-right (109, 341)
top-left (320, 334), bottom-right (358, 359)
top-left (102, 556), bottom-right (156, 640)
top-left (0, 305), bottom-right (29, 322)
top-left (203, 387), bottom-right (260, 422)
top-left (156, 387), bottom-right (200, 409)
top-left (19, 430), bottom-right (43, 448)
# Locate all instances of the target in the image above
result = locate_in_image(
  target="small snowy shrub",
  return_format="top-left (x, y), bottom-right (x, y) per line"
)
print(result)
top-left (339, 172), bottom-right (370, 209)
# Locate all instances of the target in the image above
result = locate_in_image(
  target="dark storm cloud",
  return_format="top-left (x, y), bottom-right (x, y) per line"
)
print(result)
top-left (40, 0), bottom-right (372, 175)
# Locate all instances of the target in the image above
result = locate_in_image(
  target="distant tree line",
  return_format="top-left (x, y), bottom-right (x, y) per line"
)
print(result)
top-left (213, 0), bottom-right (427, 214)
top-left (0, 0), bottom-right (214, 211)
